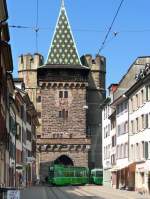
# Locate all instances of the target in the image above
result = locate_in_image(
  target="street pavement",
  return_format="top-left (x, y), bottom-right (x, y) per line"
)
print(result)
top-left (21, 185), bottom-right (150, 199)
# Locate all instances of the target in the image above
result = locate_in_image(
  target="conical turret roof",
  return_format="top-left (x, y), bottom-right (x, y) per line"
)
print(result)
top-left (46, 1), bottom-right (81, 66)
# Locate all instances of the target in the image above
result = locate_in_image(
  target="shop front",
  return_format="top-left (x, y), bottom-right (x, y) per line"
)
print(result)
top-left (128, 163), bottom-right (136, 191)
top-left (135, 161), bottom-right (150, 194)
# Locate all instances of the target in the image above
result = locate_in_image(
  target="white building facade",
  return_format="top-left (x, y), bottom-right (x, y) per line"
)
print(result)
top-left (127, 65), bottom-right (150, 193)
top-left (102, 57), bottom-right (150, 193)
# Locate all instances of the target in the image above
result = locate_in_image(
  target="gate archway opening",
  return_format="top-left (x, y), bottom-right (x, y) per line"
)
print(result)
top-left (54, 155), bottom-right (73, 166)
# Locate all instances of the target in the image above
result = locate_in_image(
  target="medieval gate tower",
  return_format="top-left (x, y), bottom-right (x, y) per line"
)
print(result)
top-left (18, 1), bottom-right (106, 180)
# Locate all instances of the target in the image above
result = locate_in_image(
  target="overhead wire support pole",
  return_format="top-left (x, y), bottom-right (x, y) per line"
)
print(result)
top-left (98, 0), bottom-right (125, 54)
top-left (35, 0), bottom-right (39, 53)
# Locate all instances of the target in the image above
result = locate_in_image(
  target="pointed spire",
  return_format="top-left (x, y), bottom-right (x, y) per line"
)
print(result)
top-left (61, 0), bottom-right (65, 8)
top-left (46, 0), bottom-right (81, 66)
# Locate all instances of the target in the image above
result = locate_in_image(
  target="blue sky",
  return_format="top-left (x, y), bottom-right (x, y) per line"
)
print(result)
top-left (7, 0), bottom-right (150, 87)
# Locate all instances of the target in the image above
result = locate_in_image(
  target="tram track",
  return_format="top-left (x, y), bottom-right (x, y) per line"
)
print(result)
top-left (45, 185), bottom-right (117, 199)
top-left (46, 186), bottom-right (73, 199)
top-left (67, 186), bottom-right (100, 199)
top-left (57, 186), bottom-right (81, 199)
top-left (79, 186), bottom-right (136, 199)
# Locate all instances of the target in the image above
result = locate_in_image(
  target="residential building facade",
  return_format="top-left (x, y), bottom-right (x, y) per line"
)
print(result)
top-left (126, 63), bottom-right (150, 193)
top-left (102, 84), bottom-right (118, 187)
top-left (0, 0), bottom-right (13, 186)
top-left (102, 57), bottom-right (150, 193)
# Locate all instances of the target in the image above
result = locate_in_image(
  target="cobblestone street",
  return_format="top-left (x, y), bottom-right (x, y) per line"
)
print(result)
top-left (21, 185), bottom-right (150, 199)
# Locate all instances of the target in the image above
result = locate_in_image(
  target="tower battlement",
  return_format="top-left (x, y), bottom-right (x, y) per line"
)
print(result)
top-left (81, 54), bottom-right (106, 90)
top-left (82, 54), bottom-right (106, 73)
top-left (18, 53), bottom-right (44, 72)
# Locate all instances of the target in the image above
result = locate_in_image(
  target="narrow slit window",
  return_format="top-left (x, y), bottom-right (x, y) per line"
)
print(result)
top-left (65, 110), bottom-right (68, 118)
top-left (64, 91), bottom-right (68, 98)
top-left (59, 91), bottom-right (63, 98)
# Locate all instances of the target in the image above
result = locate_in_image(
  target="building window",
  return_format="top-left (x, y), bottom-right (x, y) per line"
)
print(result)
top-left (131, 120), bottom-right (134, 134)
top-left (146, 85), bottom-right (150, 101)
top-left (27, 130), bottom-right (31, 141)
top-left (59, 91), bottom-right (63, 98)
top-left (105, 107), bottom-right (107, 118)
top-left (136, 94), bottom-right (138, 109)
top-left (59, 111), bottom-right (62, 118)
top-left (105, 126), bottom-right (108, 137)
top-left (112, 135), bottom-right (116, 147)
top-left (124, 121), bottom-right (128, 133)
top-left (136, 143), bottom-right (139, 160)
top-left (142, 141), bottom-right (145, 159)
top-left (117, 145), bottom-right (119, 159)
top-left (64, 91), bottom-right (68, 98)
top-left (130, 98), bottom-right (133, 112)
top-left (141, 114), bottom-right (144, 130)
top-left (111, 154), bottom-right (116, 165)
top-left (59, 90), bottom-right (68, 98)
top-left (65, 110), bottom-right (68, 118)
top-left (121, 144), bottom-right (123, 158)
top-left (37, 96), bottom-right (41, 102)
top-left (117, 125), bottom-right (120, 136)
top-left (145, 114), bottom-right (149, 128)
top-left (141, 90), bottom-right (144, 105)
top-left (37, 112), bottom-right (41, 118)
top-left (59, 109), bottom-right (68, 119)
top-left (125, 143), bottom-right (128, 158)
top-left (108, 124), bottom-right (110, 136)
top-left (136, 118), bottom-right (139, 133)
top-left (124, 101), bottom-right (127, 111)
top-left (62, 109), bottom-right (65, 118)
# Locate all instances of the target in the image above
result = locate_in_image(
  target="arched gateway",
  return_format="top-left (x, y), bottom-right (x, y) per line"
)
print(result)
top-left (54, 155), bottom-right (73, 166)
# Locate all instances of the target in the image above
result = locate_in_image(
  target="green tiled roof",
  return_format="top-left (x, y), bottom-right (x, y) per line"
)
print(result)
top-left (46, 2), bottom-right (81, 66)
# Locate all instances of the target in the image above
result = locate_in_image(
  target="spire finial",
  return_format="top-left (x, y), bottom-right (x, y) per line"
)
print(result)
top-left (61, 0), bottom-right (65, 8)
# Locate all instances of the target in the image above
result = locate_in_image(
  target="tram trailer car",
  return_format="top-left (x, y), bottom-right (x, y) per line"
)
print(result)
top-left (90, 168), bottom-right (103, 185)
top-left (48, 164), bottom-right (89, 186)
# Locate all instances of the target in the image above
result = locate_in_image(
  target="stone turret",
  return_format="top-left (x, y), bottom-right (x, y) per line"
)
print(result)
top-left (81, 54), bottom-right (106, 168)
top-left (18, 53), bottom-right (44, 110)
top-left (82, 54), bottom-right (106, 90)
top-left (18, 53), bottom-right (44, 88)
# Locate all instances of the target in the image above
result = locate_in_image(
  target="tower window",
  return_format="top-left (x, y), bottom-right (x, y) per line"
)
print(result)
top-left (20, 55), bottom-right (23, 64)
top-left (62, 109), bottom-right (65, 118)
top-left (59, 111), bottom-right (62, 118)
top-left (59, 109), bottom-right (68, 119)
top-left (59, 91), bottom-right (63, 98)
top-left (37, 112), bottom-right (41, 118)
top-left (65, 110), bottom-right (68, 118)
top-left (59, 91), bottom-right (68, 98)
top-left (37, 96), bottom-right (41, 102)
top-left (64, 91), bottom-right (68, 98)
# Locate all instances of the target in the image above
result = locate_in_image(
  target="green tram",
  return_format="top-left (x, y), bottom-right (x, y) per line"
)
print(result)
top-left (48, 164), bottom-right (89, 186)
top-left (90, 168), bottom-right (103, 185)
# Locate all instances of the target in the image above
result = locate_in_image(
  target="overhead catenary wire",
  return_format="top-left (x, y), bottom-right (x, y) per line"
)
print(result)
top-left (97, 0), bottom-right (125, 54)
top-left (9, 25), bottom-right (150, 33)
